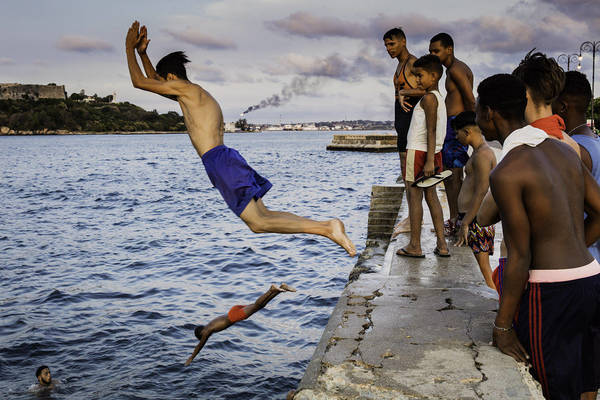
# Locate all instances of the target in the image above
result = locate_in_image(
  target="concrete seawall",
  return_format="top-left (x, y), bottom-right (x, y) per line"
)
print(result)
top-left (326, 134), bottom-right (397, 152)
top-left (293, 185), bottom-right (543, 399)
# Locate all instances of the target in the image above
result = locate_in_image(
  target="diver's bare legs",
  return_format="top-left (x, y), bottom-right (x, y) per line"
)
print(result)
top-left (185, 284), bottom-right (296, 366)
top-left (240, 199), bottom-right (356, 256)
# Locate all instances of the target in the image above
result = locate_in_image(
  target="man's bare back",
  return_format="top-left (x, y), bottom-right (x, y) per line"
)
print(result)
top-left (492, 139), bottom-right (592, 270)
top-left (445, 59), bottom-right (474, 117)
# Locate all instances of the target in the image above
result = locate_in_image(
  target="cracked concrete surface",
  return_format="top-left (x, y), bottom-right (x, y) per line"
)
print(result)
top-left (294, 186), bottom-right (543, 399)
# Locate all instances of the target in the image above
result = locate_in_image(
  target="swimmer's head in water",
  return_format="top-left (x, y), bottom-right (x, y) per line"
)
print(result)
top-left (194, 325), bottom-right (206, 340)
top-left (36, 366), bottom-right (51, 386)
top-left (156, 51), bottom-right (190, 81)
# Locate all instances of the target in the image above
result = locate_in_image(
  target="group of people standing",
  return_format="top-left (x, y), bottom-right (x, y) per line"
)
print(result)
top-left (385, 27), bottom-right (600, 400)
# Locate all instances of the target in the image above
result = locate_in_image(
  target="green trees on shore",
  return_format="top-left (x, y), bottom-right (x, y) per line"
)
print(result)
top-left (0, 98), bottom-right (185, 133)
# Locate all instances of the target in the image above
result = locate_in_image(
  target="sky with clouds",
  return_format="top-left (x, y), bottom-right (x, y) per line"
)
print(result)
top-left (1, 0), bottom-right (598, 123)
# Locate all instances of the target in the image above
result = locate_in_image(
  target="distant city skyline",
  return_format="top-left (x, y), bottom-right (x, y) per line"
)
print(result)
top-left (1, 0), bottom-right (598, 123)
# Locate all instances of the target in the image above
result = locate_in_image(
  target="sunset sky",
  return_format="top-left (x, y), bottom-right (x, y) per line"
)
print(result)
top-left (1, 0), bottom-right (598, 123)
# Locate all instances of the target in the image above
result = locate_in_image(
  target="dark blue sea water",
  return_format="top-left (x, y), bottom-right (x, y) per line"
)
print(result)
top-left (0, 131), bottom-right (398, 399)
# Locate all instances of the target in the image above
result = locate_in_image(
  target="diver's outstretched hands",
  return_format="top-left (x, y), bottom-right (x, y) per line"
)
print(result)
top-left (136, 25), bottom-right (150, 55)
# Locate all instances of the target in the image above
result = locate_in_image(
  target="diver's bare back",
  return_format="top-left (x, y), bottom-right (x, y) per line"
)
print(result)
top-left (177, 82), bottom-right (224, 156)
top-left (496, 139), bottom-right (591, 269)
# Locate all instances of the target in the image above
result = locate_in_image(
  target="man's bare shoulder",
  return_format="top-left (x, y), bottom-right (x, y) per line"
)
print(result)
top-left (448, 59), bottom-right (473, 80)
top-left (472, 145), bottom-right (496, 167)
top-left (492, 146), bottom-right (533, 181)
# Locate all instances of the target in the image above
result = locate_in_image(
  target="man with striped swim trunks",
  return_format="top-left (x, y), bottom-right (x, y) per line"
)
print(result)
top-left (476, 73), bottom-right (600, 399)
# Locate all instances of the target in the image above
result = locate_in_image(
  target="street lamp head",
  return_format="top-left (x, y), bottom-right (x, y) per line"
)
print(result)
top-left (579, 54), bottom-right (583, 61)
top-left (577, 63), bottom-right (582, 70)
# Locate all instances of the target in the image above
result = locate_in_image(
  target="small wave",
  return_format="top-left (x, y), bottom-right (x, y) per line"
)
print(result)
top-left (130, 310), bottom-right (165, 320)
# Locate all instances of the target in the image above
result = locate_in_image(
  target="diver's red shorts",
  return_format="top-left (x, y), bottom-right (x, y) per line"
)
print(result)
top-left (228, 305), bottom-right (248, 323)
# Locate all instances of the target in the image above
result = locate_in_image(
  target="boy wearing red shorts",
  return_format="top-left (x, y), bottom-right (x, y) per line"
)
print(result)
top-left (397, 55), bottom-right (450, 258)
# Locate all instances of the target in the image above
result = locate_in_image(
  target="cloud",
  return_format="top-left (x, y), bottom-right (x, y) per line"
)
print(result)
top-left (265, 50), bottom-right (387, 81)
top-left (537, 0), bottom-right (600, 31)
top-left (265, 11), bottom-right (369, 39)
top-left (190, 64), bottom-right (226, 83)
top-left (56, 35), bottom-right (113, 53)
top-left (266, 9), bottom-right (589, 56)
top-left (163, 29), bottom-right (236, 50)
top-left (0, 57), bottom-right (15, 65)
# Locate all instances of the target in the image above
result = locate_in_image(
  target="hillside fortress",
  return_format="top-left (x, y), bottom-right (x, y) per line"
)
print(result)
top-left (0, 83), bottom-right (66, 100)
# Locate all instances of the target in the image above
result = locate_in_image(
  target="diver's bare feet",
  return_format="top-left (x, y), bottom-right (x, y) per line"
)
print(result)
top-left (278, 283), bottom-right (296, 292)
top-left (328, 219), bottom-right (356, 256)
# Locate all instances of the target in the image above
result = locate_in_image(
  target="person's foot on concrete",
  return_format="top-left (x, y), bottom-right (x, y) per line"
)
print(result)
top-left (392, 217), bottom-right (411, 237)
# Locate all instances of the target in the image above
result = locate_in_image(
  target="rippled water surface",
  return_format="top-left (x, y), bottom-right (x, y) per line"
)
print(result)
top-left (0, 132), bottom-right (398, 399)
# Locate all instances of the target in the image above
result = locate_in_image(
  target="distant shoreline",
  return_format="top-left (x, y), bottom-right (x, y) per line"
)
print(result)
top-left (1, 129), bottom-right (395, 137)
top-left (0, 130), bottom-right (188, 136)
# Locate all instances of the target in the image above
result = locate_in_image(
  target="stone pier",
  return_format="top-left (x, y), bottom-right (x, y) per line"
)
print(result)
top-left (326, 134), bottom-right (398, 152)
top-left (292, 184), bottom-right (543, 399)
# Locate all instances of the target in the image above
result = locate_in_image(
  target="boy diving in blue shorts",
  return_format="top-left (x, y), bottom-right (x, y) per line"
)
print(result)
top-left (125, 22), bottom-right (356, 256)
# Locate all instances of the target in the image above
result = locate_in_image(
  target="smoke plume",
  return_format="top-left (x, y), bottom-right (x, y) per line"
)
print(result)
top-left (241, 76), bottom-right (320, 116)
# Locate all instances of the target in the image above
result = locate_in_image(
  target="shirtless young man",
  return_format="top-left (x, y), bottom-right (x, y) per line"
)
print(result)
top-left (554, 71), bottom-right (600, 266)
top-left (452, 112), bottom-right (496, 289)
top-left (429, 33), bottom-right (475, 237)
top-left (477, 73), bottom-right (600, 399)
top-left (383, 28), bottom-right (421, 235)
top-left (125, 22), bottom-right (355, 256)
top-left (184, 283), bottom-right (296, 366)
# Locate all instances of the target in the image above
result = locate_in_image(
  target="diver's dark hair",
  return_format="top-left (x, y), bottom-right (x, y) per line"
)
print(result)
top-left (430, 33), bottom-right (453, 48)
top-left (413, 54), bottom-right (443, 77)
top-left (512, 49), bottom-right (564, 105)
top-left (477, 74), bottom-right (527, 121)
top-left (36, 366), bottom-right (49, 378)
top-left (156, 51), bottom-right (190, 80)
top-left (561, 71), bottom-right (592, 113)
top-left (194, 325), bottom-right (205, 341)
top-left (383, 27), bottom-right (406, 41)
top-left (451, 111), bottom-right (477, 131)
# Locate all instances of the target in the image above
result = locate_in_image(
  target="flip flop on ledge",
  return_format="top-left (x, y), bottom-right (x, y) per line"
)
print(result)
top-left (412, 170), bottom-right (453, 188)
top-left (433, 247), bottom-right (451, 257)
top-left (396, 247), bottom-right (425, 258)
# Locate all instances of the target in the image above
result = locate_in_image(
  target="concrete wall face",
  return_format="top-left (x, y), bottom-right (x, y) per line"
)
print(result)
top-left (0, 84), bottom-right (66, 100)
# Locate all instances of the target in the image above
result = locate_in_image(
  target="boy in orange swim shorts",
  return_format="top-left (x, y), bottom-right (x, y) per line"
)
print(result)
top-left (185, 283), bottom-right (296, 366)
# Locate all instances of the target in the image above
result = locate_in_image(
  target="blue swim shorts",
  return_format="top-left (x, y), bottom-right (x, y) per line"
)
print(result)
top-left (442, 116), bottom-right (469, 169)
top-left (201, 145), bottom-right (272, 217)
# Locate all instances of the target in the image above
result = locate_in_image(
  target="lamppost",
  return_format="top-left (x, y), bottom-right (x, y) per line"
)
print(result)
top-left (579, 41), bottom-right (600, 129)
top-left (558, 53), bottom-right (579, 71)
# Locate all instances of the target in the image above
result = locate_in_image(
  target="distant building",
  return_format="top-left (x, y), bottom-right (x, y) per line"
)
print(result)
top-left (224, 122), bottom-right (238, 132)
top-left (0, 83), bottom-right (66, 100)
